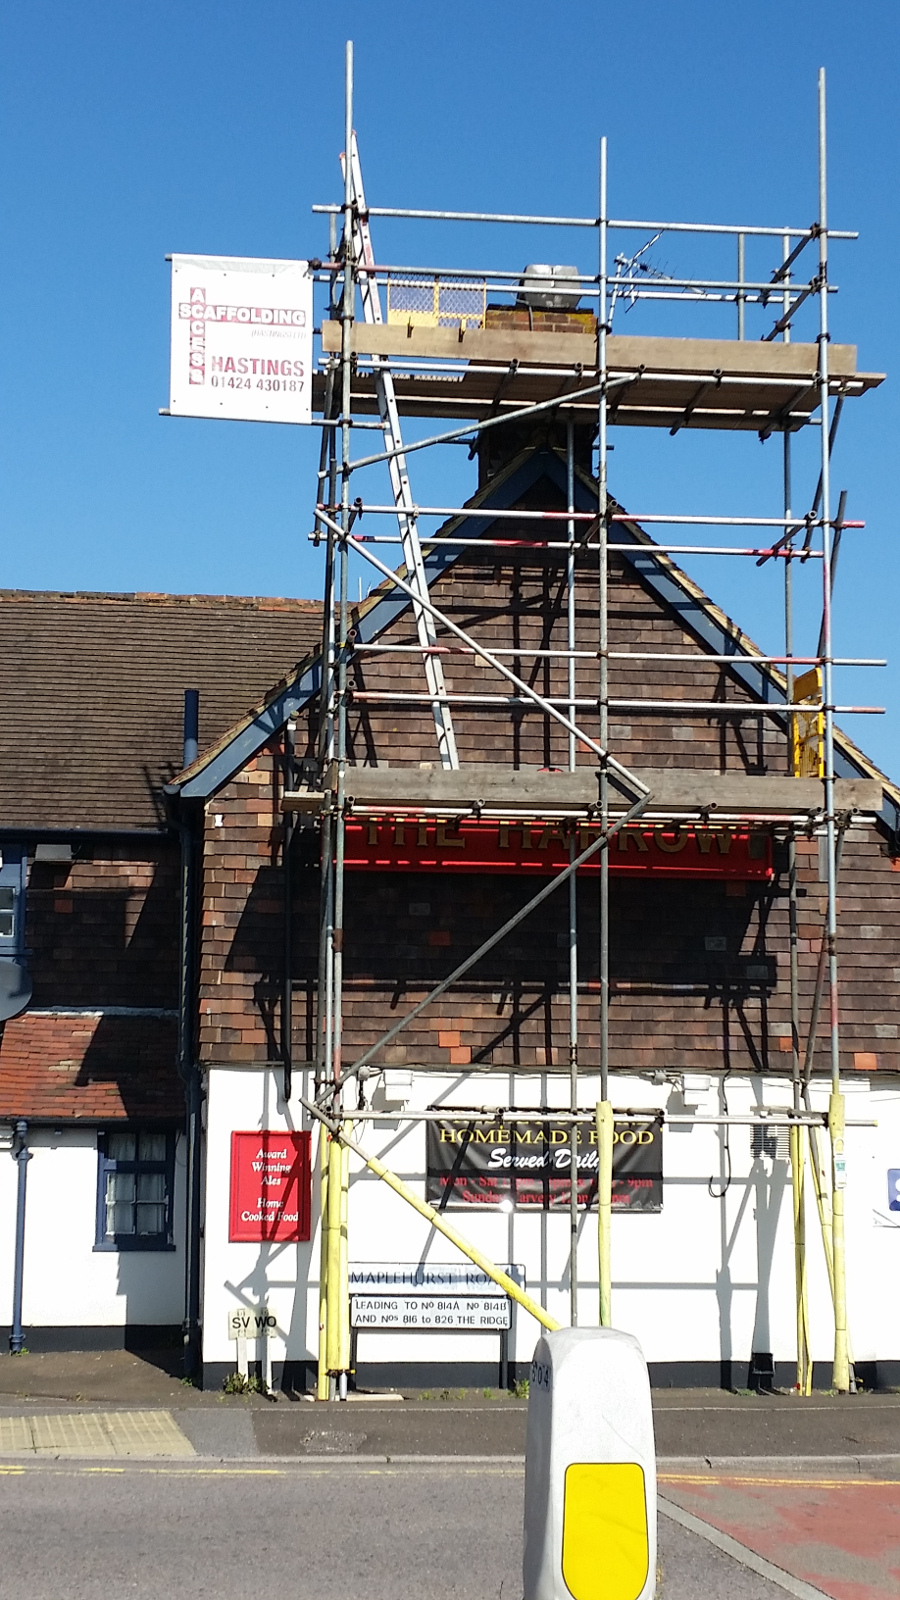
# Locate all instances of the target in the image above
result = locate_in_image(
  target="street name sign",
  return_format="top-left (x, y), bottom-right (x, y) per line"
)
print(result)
top-left (350, 1295), bottom-right (511, 1330)
top-left (349, 1262), bottom-right (525, 1293)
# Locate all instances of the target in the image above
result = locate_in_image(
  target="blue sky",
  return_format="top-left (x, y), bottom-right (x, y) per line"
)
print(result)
top-left (1, 2), bottom-right (897, 770)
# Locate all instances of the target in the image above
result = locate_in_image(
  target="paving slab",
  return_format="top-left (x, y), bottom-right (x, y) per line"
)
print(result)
top-left (0, 1409), bottom-right (195, 1457)
top-left (175, 1405), bottom-right (258, 1459)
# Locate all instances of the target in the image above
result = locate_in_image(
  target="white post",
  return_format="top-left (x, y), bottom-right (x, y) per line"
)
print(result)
top-left (523, 1328), bottom-right (656, 1600)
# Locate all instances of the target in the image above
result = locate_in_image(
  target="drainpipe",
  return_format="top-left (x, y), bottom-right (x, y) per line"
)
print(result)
top-left (178, 690), bottom-right (203, 1380)
top-left (282, 722), bottom-right (296, 1103)
top-left (9, 1120), bottom-right (31, 1353)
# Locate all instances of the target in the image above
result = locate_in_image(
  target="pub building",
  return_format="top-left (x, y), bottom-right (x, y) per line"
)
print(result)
top-left (179, 418), bottom-right (899, 1395)
top-left (2, 430), bottom-right (899, 1390)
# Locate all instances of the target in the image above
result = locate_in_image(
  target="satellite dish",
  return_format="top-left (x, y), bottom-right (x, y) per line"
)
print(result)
top-left (0, 960), bottom-right (32, 1023)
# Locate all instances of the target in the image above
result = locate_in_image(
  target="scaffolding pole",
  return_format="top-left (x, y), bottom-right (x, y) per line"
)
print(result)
top-left (312, 200), bottom-right (857, 240)
top-left (816, 69), bottom-right (850, 1395)
top-left (596, 1100), bottom-right (613, 1327)
top-left (319, 37), bottom-right (355, 1400)
top-left (316, 1124), bottom-right (330, 1400)
top-left (567, 420), bottom-right (579, 1327)
top-left (781, 229), bottom-right (812, 1398)
top-left (599, 135), bottom-right (611, 1115)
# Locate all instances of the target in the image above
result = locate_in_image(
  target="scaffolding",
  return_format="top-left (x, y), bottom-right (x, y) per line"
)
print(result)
top-left (294, 45), bottom-right (885, 1400)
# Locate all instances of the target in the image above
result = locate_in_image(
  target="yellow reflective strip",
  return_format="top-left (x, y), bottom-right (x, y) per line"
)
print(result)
top-left (562, 1462), bottom-right (648, 1600)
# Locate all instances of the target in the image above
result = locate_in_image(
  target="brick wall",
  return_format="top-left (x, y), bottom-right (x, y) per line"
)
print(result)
top-left (338, 546), bottom-right (788, 773)
top-left (199, 758), bottom-right (286, 1064)
top-left (484, 306), bottom-right (597, 336)
top-left (27, 844), bottom-right (179, 1008)
top-left (0, 840), bottom-right (182, 1119)
top-left (197, 540), bottom-right (900, 1079)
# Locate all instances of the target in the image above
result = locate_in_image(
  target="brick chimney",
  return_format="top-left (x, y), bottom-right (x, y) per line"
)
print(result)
top-left (476, 304), bottom-right (597, 486)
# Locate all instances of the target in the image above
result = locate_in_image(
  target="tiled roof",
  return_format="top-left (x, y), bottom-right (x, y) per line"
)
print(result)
top-left (0, 1013), bottom-right (181, 1120)
top-left (0, 591), bottom-right (322, 831)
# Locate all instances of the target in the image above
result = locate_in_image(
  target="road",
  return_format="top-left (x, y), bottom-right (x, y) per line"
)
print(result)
top-left (1, 1375), bottom-right (897, 1598)
top-left (0, 1458), bottom-right (804, 1600)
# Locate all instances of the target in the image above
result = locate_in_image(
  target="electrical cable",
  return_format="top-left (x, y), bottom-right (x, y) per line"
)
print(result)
top-left (708, 1071), bottom-right (733, 1199)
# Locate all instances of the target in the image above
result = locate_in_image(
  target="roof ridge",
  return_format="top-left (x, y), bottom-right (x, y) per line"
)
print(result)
top-left (0, 588), bottom-right (321, 609)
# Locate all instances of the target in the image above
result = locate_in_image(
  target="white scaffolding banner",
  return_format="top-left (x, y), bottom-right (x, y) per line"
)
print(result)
top-left (169, 255), bottom-right (313, 424)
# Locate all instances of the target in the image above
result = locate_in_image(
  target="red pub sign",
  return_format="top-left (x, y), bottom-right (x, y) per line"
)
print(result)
top-left (229, 1131), bottom-right (312, 1243)
top-left (343, 817), bottom-right (770, 880)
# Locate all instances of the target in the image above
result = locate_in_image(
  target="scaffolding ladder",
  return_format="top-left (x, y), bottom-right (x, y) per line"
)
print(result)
top-left (343, 133), bottom-right (459, 769)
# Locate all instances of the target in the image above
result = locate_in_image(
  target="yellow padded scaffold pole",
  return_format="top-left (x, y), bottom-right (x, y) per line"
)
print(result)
top-left (325, 1128), bottom-right (350, 1375)
top-left (829, 1090), bottom-right (850, 1393)
top-left (790, 1124), bottom-right (812, 1396)
top-left (316, 1125), bottom-right (331, 1399)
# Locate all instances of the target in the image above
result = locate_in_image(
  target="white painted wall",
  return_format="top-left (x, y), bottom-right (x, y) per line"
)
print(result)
top-left (0, 1127), bottom-right (184, 1331)
top-left (202, 1068), bottom-right (316, 1371)
top-left (202, 1066), bottom-right (900, 1376)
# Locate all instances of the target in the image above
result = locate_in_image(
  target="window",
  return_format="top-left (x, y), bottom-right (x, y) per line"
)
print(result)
top-left (0, 844), bottom-right (26, 951)
top-left (95, 1130), bottom-right (175, 1251)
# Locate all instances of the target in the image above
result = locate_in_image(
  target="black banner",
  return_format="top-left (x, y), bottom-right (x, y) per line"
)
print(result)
top-left (426, 1117), bottom-right (662, 1213)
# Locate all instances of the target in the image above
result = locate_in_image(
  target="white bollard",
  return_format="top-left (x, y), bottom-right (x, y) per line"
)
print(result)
top-left (523, 1328), bottom-right (656, 1600)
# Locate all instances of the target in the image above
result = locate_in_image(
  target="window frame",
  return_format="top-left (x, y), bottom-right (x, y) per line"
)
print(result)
top-left (0, 844), bottom-right (27, 955)
top-left (94, 1128), bottom-right (177, 1252)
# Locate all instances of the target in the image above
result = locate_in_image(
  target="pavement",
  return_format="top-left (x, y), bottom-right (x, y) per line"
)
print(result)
top-left (0, 1350), bottom-right (896, 1598)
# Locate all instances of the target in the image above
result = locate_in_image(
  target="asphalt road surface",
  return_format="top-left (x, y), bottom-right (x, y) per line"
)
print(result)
top-left (0, 1459), bottom-right (795, 1600)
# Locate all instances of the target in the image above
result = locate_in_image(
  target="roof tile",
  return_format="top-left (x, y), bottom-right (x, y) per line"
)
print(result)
top-left (0, 591), bottom-right (322, 830)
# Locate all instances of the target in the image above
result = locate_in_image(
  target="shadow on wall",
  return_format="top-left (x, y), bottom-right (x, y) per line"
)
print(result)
top-left (25, 851), bottom-right (184, 1120)
top-left (27, 855), bottom-right (180, 1010)
top-left (223, 1241), bottom-right (313, 1391)
top-left (712, 1067), bottom-right (789, 1389)
top-left (108, 1128), bottom-right (186, 1361)
top-left (218, 1072), bottom-right (315, 1392)
top-left (749, 1143), bottom-right (789, 1360)
top-left (112, 1249), bottom-right (184, 1366)
top-left (224, 867), bottom-right (777, 1066)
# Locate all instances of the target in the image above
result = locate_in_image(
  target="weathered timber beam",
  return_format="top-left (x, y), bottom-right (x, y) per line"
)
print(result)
top-left (283, 765), bottom-right (881, 816)
top-left (320, 321), bottom-right (868, 381)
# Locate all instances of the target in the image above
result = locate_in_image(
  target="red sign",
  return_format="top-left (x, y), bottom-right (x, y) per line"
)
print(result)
top-left (229, 1131), bottom-right (312, 1242)
top-left (342, 818), bottom-right (770, 879)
